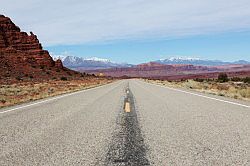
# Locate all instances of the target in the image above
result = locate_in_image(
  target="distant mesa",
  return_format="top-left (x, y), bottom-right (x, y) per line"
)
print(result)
top-left (82, 56), bottom-right (250, 80)
top-left (136, 62), bottom-right (167, 69)
top-left (86, 60), bottom-right (250, 80)
top-left (0, 15), bottom-right (79, 83)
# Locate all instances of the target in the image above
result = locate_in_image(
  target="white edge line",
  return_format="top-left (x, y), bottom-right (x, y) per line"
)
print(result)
top-left (145, 81), bottom-right (250, 108)
top-left (0, 81), bottom-right (117, 114)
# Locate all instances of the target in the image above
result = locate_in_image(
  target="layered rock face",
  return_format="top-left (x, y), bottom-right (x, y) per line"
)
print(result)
top-left (0, 15), bottom-right (77, 83)
top-left (0, 15), bottom-right (57, 67)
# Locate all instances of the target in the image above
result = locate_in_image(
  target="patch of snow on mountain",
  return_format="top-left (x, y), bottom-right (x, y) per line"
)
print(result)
top-left (85, 57), bottom-right (111, 63)
top-left (167, 57), bottom-right (201, 61)
top-left (51, 54), bottom-right (67, 61)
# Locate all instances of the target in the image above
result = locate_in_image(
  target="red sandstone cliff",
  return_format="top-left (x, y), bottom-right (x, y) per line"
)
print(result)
top-left (0, 15), bottom-right (79, 83)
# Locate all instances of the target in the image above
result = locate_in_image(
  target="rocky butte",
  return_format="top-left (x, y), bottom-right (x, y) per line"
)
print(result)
top-left (0, 15), bottom-right (79, 83)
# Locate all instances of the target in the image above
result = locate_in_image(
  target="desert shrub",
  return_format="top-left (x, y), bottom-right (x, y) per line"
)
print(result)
top-left (216, 84), bottom-right (229, 91)
top-left (48, 88), bottom-right (55, 94)
top-left (184, 80), bottom-right (201, 89)
top-left (218, 93), bottom-right (225, 96)
top-left (67, 72), bottom-right (72, 76)
top-left (243, 77), bottom-right (250, 84)
top-left (205, 78), bottom-right (214, 82)
top-left (194, 78), bottom-right (204, 82)
top-left (16, 76), bottom-right (22, 81)
top-left (29, 75), bottom-right (34, 79)
top-left (46, 71), bottom-right (50, 75)
top-left (218, 73), bottom-right (229, 82)
top-left (0, 99), bottom-right (6, 103)
top-left (56, 69), bottom-right (60, 72)
top-left (60, 77), bottom-right (67, 81)
top-left (238, 88), bottom-right (250, 98)
top-left (231, 77), bottom-right (241, 82)
top-left (233, 95), bottom-right (239, 99)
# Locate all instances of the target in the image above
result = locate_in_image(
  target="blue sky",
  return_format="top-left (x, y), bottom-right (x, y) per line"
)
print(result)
top-left (46, 31), bottom-right (250, 64)
top-left (1, 0), bottom-right (250, 64)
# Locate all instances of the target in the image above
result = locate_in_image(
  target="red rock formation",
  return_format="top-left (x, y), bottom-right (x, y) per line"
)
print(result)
top-left (85, 61), bottom-right (250, 80)
top-left (137, 62), bottom-right (166, 68)
top-left (0, 15), bottom-right (80, 83)
top-left (0, 15), bottom-right (55, 67)
top-left (55, 59), bottom-right (63, 69)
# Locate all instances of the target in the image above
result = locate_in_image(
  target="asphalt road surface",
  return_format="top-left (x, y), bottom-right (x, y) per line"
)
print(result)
top-left (0, 79), bottom-right (249, 165)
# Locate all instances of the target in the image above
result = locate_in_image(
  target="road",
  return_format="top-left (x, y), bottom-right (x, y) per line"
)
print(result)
top-left (0, 79), bottom-right (249, 165)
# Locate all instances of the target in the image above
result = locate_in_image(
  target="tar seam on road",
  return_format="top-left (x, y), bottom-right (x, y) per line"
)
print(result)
top-left (105, 85), bottom-right (150, 166)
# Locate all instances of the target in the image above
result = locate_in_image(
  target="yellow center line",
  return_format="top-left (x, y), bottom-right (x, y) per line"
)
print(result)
top-left (124, 102), bottom-right (131, 113)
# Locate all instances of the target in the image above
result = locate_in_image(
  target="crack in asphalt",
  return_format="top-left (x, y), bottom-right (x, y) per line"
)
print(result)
top-left (105, 85), bottom-right (150, 166)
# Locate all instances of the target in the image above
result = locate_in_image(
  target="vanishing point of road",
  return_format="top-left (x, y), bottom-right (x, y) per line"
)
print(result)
top-left (0, 79), bottom-right (249, 165)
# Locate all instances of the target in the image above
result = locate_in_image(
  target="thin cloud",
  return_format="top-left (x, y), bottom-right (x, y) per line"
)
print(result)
top-left (1, 0), bottom-right (250, 46)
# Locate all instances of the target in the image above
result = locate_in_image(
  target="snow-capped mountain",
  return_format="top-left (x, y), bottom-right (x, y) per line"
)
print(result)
top-left (155, 57), bottom-right (250, 66)
top-left (51, 54), bottom-right (68, 61)
top-left (84, 57), bottom-right (111, 63)
top-left (51, 55), bottom-right (132, 70)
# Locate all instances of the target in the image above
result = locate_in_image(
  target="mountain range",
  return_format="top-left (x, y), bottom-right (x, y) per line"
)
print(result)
top-left (52, 55), bottom-right (133, 70)
top-left (53, 55), bottom-right (250, 71)
top-left (154, 57), bottom-right (250, 66)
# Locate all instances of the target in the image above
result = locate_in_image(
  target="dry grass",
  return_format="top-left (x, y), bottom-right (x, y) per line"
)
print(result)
top-left (145, 79), bottom-right (250, 101)
top-left (0, 78), bottom-right (113, 108)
